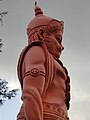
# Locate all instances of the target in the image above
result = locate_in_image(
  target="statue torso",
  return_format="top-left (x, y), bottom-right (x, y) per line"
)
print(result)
top-left (18, 42), bottom-right (68, 119)
top-left (43, 55), bottom-right (67, 116)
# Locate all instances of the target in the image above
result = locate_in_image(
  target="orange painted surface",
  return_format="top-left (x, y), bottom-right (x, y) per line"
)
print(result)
top-left (17, 3), bottom-right (70, 120)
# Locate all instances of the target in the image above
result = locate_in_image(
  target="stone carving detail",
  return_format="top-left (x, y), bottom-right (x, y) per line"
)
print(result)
top-left (43, 102), bottom-right (67, 120)
top-left (24, 68), bottom-right (46, 77)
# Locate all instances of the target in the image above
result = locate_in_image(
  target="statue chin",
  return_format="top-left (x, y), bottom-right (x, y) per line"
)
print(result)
top-left (52, 52), bottom-right (61, 60)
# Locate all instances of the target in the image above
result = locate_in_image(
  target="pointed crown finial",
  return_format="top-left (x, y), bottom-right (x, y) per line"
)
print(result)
top-left (35, 1), bottom-right (37, 6)
top-left (34, 1), bottom-right (43, 16)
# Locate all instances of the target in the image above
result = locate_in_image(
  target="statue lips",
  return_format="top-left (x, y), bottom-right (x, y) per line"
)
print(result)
top-left (55, 49), bottom-right (61, 59)
top-left (57, 47), bottom-right (62, 58)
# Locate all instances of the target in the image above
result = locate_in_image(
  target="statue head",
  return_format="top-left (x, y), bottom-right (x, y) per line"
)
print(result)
top-left (27, 2), bottom-right (64, 59)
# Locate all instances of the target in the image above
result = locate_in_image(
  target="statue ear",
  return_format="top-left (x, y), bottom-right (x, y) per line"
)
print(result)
top-left (38, 28), bottom-right (44, 40)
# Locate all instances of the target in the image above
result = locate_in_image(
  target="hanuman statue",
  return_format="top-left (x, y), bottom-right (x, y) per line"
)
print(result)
top-left (17, 2), bottom-right (71, 120)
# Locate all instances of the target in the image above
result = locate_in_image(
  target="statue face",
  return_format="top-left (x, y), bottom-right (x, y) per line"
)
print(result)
top-left (53, 31), bottom-right (64, 59)
top-left (47, 31), bottom-right (64, 59)
top-left (27, 18), bottom-right (64, 59)
top-left (42, 22), bottom-right (64, 59)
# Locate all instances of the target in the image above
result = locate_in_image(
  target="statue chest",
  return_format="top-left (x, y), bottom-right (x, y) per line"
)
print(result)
top-left (52, 60), bottom-right (67, 90)
top-left (43, 59), bottom-right (67, 103)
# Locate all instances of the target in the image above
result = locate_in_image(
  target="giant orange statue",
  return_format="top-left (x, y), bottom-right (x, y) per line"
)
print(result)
top-left (17, 2), bottom-right (70, 120)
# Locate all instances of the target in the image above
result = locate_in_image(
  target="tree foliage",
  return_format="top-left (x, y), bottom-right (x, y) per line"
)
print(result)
top-left (0, 1), bottom-right (19, 106)
top-left (0, 0), bottom-right (8, 52)
top-left (0, 11), bottom-right (8, 26)
top-left (0, 0), bottom-right (8, 26)
top-left (0, 78), bottom-right (18, 105)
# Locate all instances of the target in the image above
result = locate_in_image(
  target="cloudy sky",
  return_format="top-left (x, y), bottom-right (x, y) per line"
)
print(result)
top-left (0, 0), bottom-right (90, 120)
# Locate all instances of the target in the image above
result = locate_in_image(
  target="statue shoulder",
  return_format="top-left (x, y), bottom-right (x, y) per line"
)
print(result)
top-left (24, 44), bottom-right (46, 65)
top-left (18, 41), bottom-right (44, 65)
top-left (17, 41), bottom-right (46, 88)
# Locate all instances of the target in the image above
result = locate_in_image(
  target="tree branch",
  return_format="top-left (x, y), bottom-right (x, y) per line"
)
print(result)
top-left (0, 11), bottom-right (8, 25)
top-left (0, 78), bottom-right (19, 105)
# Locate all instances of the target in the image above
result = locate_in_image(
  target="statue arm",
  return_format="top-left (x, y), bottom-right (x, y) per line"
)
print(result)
top-left (17, 104), bottom-right (26, 120)
top-left (22, 46), bottom-right (46, 120)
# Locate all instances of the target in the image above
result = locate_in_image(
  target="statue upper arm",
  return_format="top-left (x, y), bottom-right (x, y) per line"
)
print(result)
top-left (23, 45), bottom-right (46, 95)
top-left (24, 45), bottom-right (46, 68)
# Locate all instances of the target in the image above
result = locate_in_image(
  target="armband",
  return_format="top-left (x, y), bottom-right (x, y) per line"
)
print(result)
top-left (24, 68), bottom-right (46, 78)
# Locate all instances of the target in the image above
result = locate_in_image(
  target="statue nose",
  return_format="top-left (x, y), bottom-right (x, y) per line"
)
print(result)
top-left (58, 44), bottom-right (64, 52)
top-left (61, 45), bottom-right (64, 51)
